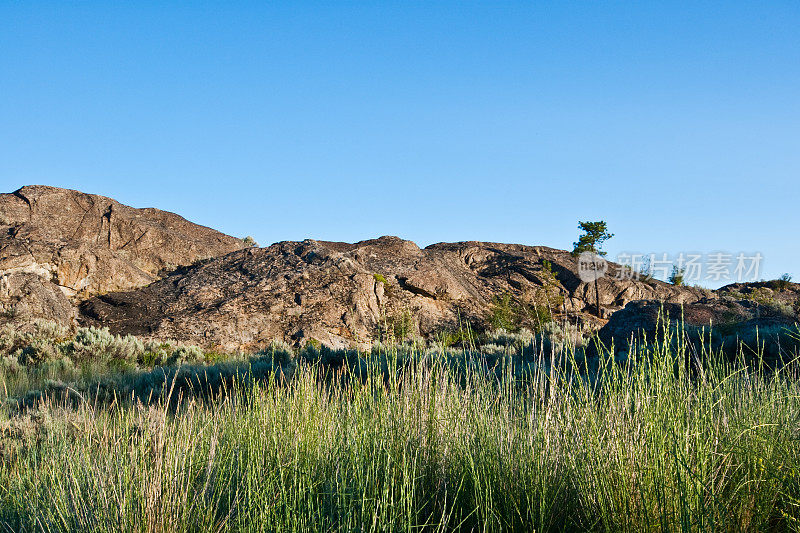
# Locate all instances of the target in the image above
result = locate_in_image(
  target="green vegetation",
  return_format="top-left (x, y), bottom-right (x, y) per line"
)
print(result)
top-left (534, 259), bottom-right (565, 319)
top-left (488, 293), bottom-right (553, 333)
top-left (372, 273), bottom-right (394, 298)
top-left (488, 293), bottom-right (517, 331)
top-left (375, 309), bottom-right (417, 344)
top-left (0, 321), bottom-right (219, 400)
top-left (771, 273), bottom-right (794, 291)
top-left (571, 220), bottom-right (614, 257)
top-left (669, 265), bottom-right (685, 286)
top-left (390, 309), bottom-right (415, 341)
top-left (724, 287), bottom-right (796, 318)
top-left (0, 322), bottom-right (800, 531)
top-left (488, 263), bottom-right (566, 334)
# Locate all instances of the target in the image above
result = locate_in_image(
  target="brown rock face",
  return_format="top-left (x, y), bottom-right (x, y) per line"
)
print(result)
top-left (12, 186), bottom-right (771, 352)
top-left (79, 236), bottom-right (709, 350)
top-left (0, 185), bottom-right (245, 324)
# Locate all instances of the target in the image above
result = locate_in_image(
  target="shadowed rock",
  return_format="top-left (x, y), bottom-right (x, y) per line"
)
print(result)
top-left (598, 286), bottom-right (799, 359)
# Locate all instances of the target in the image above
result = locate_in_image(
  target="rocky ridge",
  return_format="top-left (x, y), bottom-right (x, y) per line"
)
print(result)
top-left (0, 185), bottom-right (245, 324)
top-left (2, 186), bottom-right (796, 353)
top-left (79, 236), bottom-right (709, 350)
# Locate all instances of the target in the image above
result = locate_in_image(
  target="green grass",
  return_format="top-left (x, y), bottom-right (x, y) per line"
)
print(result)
top-left (0, 326), bottom-right (799, 531)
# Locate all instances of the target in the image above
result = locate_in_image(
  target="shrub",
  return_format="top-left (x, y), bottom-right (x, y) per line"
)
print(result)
top-left (18, 338), bottom-right (60, 365)
top-left (140, 341), bottom-right (175, 367)
top-left (32, 320), bottom-right (70, 341)
top-left (770, 273), bottom-right (793, 290)
top-left (373, 273), bottom-right (393, 297)
top-left (538, 260), bottom-right (564, 308)
top-left (434, 328), bottom-right (474, 349)
top-left (489, 293), bottom-right (518, 331)
top-left (69, 327), bottom-right (144, 364)
top-left (378, 310), bottom-right (416, 342)
top-left (1, 353), bottom-right (21, 374)
top-left (488, 293), bottom-right (552, 333)
top-left (304, 338), bottom-right (322, 351)
top-left (669, 266), bottom-right (685, 286)
top-left (524, 303), bottom-right (553, 330)
top-left (255, 342), bottom-right (294, 365)
top-left (167, 345), bottom-right (205, 366)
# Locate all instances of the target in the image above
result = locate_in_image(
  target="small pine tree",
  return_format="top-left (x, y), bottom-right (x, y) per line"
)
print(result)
top-left (572, 221), bottom-right (614, 257)
top-left (572, 221), bottom-right (613, 317)
top-left (669, 266), bottom-right (685, 286)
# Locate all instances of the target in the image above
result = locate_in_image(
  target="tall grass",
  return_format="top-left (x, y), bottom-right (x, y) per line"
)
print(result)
top-left (0, 329), bottom-right (799, 531)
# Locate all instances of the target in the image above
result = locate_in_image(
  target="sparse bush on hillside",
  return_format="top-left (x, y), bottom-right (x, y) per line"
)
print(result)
top-left (373, 273), bottom-right (394, 297)
top-left (255, 341), bottom-right (294, 365)
top-left (489, 293), bottom-right (517, 331)
top-left (540, 320), bottom-right (588, 347)
top-left (378, 309), bottom-right (416, 342)
top-left (433, 326), bottom-right (478, 350)
top-left (770, 273), bottom-right (793, 290)
top-left (489, 293), bottom-right (553, 333)
top-left (669, 265), bottom-right (685, 286)
top-left (723, 286), bottom-right (797, 318)
top-left (537, 259), bottom-right (565, 312)
top-left (167, 345), bottom-right (206, 366)
top-left (771, 300), bottom-right (797, 317)
top-left (140, 341), bottom-right (174, 366)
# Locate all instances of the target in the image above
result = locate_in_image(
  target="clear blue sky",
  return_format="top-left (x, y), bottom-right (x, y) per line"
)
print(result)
top-left (1, 2), bottom-right (798, 285)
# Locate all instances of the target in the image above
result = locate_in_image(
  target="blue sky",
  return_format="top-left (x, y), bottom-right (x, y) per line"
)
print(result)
top-left (1, 1), bottom-right (798, 286)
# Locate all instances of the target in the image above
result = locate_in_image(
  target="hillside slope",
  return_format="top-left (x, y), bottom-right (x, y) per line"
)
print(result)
top-left (0, 185), bottom-right (245, 324)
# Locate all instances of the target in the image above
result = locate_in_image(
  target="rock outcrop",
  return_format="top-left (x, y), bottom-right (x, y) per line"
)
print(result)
top-left (79, 236), bottom-right (709, 350)
top-left (597, 284), bottom-right (799, 358)
top-left (5, 186), bottom-right (792, 355)
top-left (1, 185), bottom-right (246, 324)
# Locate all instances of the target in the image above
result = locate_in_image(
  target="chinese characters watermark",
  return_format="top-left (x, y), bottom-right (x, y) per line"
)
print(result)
top-left (577, 251), bottom-right (764, 283)
top-left (616, 252), bottom-right (762, 282)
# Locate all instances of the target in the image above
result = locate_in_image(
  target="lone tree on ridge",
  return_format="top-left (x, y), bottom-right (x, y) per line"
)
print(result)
top-left (572, 221), bottom-right (613, 317)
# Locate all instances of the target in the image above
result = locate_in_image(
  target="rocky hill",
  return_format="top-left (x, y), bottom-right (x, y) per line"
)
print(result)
top-left (2, 186), bottom-right (795, 353)
top-left (79, 236), bottom-right (707, 350)
top-left (0, 185), bottom-right (245, 324)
